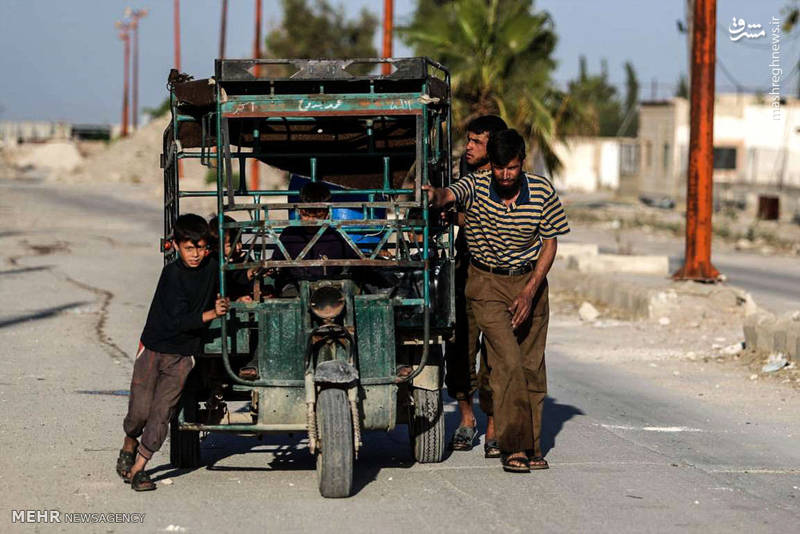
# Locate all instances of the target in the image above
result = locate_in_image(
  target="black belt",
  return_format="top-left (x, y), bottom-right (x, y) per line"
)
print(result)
top-left (470, 258), bottom-right (535, 276)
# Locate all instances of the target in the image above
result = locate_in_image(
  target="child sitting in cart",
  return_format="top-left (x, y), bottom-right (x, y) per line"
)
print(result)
top-left (208, 214), bottom-right (259, 302)
top-left (271, 181), bottom-right (360, 297)
top-left (116, 214), bottom-right (229, 491)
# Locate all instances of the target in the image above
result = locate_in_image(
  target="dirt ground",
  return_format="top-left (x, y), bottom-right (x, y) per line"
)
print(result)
top-left (549, 289), bottom-right (800, 401)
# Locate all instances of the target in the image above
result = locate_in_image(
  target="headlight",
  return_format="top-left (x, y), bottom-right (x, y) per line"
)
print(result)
top-left (310, 286), bottom-right (345, 321)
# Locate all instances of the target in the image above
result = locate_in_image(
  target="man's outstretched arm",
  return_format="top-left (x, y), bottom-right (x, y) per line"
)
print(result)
top-left (421, 184), bottom-right (456, 208)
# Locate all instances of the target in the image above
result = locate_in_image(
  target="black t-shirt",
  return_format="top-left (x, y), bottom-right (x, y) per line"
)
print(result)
top-left (140, 256), bottom-right (218, 356)
top-left (273, 226), bottom-right (359, 284)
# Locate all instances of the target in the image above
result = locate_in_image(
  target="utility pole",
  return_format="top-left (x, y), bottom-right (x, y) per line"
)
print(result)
top-left (673, 0), bottom-right (720, 281)
top-left (382, 0), bottom-right (394, 75)
top-left (250, 0), bottom-right (262, 191)
top-left (116, 21), bottom-right (132, 138)
top-left (174, 0), bottom-right (182, 178)
top-left (173, 0), bottom-right (182, 71)
top-left (126, 8), bottom-right (148, 130)
top-left (219, 0), bottom-right (228, 59)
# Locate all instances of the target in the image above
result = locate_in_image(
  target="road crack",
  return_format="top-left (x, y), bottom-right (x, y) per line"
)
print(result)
top-left (64, 276), bottom-right (132, 363)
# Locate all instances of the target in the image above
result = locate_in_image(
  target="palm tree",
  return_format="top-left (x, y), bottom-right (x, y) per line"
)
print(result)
top-left (400, 0), bottom-right (590, 173)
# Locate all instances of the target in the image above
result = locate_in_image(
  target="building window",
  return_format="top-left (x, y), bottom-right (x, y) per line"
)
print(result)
top-left (663, 143), bottom-right (670, 171)
top-left (644, 141), bottom-right (652, 168)
top-left (713, 147), bottom-right (737, 170)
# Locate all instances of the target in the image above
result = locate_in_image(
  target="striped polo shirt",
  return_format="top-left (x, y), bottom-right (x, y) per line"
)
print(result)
top-left (446, 170), bottom-right (570, 267)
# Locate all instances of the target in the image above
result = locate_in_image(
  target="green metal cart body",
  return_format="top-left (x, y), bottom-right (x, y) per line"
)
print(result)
top-left (161, 58), bottom-right (454, 497)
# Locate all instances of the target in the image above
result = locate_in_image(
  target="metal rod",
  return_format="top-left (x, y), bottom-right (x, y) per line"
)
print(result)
top-left (249, 0), bottom-right (262, 190)
top-left (234, 259), bottom-right (424, 270)
top-left (383, 156), bottom-right (391, 190)
top-left (223, 217), bottom-right (426, 227)
top-left (179, 191), bottom-right (415, 200)
top-left (179, 423), bottom-right (307, 432)
top-left (673, 0), bottom-right (720, 282)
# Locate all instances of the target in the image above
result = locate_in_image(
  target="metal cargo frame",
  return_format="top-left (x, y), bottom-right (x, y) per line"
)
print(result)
top-left (162, 57), bottom-right (453, 434)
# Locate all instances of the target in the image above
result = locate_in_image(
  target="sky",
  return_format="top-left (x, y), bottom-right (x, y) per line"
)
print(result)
top-left (0, 0), bottom-right (796, 124)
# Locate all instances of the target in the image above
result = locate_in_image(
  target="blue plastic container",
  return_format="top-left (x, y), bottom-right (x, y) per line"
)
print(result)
top-left (287, 174), bottom-right (386, 245)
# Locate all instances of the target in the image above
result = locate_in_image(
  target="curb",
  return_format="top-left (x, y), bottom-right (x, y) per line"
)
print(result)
top-left (548, 266), bottom-right (753, 322)
top-left (743, 313), bottom-right (800, 361)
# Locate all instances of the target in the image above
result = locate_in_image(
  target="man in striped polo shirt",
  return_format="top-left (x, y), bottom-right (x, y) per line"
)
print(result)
top-left (448, 115), bottom-right (507, 455)
top-left (425, 129), bottom-right (569, 472)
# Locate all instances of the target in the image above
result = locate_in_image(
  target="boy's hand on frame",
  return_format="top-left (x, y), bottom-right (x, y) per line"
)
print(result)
top-left (215, 294), bottom-right (231, 317)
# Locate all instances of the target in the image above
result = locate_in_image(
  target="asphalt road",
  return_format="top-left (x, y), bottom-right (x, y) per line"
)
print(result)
top-left (1, 180), bottom-right (798, 533)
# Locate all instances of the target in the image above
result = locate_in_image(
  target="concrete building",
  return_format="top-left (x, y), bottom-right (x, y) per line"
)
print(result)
top-left (0, 121), bottom-right (71, 147)
top-left (624, 94), bottom-right (800, 219)
top-left (551, 136), bottom-right (638, 193)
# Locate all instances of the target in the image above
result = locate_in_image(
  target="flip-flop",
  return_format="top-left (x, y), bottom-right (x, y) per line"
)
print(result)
top-left (528, 455), bottom-right (549, 470)
top-left (450, 425), bottom-right (478, 451)
top-left (501, 454), bottom-right (530, 473)
top-left (483, 439), bottom-right (501, 458)
top-left (130, 470), bottom-right (156, 492)
top-left (116, 448), bottom-right (136, 481)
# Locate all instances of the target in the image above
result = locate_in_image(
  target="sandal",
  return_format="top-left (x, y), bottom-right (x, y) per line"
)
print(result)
top-left (116, 448), bottom-right (136, 481)
top-left (130, 470), bottom-right (156, 492)
top-left (528, 455), bottom-right (549, 470)
top-left (483, 439), bottom-right (501, 459)
top-left (450, 425), bottom-right (478, 451)
top-left (501, 453), bottom-right (530, 473)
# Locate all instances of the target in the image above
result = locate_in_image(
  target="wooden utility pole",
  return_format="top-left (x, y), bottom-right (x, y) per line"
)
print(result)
top-left (116, 21), bottom-right (132, 137)
top-left (127, 9), bottom-right (148, 130)
top-left (673, 0), bottom-right (720, 281)
top-left (382, 0), bottom-right (394, 75)
top-left (174, 0), bottom-right (182, 71)
top-left (250, 0), bottom-right (262, 191)
top-left (174, 0), bottom-right (182, 178)
top-left (219, 0), bottom-right (228, 59)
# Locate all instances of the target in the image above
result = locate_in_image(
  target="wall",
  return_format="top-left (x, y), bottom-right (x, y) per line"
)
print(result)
top-left (552, 137), bottom-right (630, 192)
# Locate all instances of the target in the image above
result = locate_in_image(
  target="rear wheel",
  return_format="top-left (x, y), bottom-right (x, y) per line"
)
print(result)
top-left (409, 387), bottom-right (445, 463)
top-left (169, 392), bottom-right (201, 468)
top-left (316, 388), bottom-right (354, 498)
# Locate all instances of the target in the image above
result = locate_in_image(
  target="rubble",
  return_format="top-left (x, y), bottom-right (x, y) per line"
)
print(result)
top-left (579, 302), bottom-right (600, 322)
top-left (762, 353), bottom-right (790, 373)
top-left (5, 141), bottom-right (83, 178)
top-left (719, 342), bottom-right (744, 356)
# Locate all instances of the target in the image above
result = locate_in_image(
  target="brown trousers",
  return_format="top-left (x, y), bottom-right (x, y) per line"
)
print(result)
top-left (466, 265), bottom-right (549, 456)
top-left (445, 233), bottom-right (493, 411)
top-left (445, 267), bottom-right (493, 412)
top-left (123, 346), bottom-right (194, 458)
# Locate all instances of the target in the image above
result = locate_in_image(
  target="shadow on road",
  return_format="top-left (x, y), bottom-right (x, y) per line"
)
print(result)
top-left (0, 265), bottom-right (52, 276)
top-left (0, 301), bottom-right (88, 329)
top-left (541, 396), bottom-right (584, 456)
top-left (144, 393), bottom-right (583, 491)
top-left (444, 392), bottom-right (583, 457)
top-left (195, 423), bottom-right (417, 496)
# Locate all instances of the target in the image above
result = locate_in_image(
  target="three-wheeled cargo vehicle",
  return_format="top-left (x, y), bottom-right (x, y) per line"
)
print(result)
top-left (161, 57), bottom-right (454, 497)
